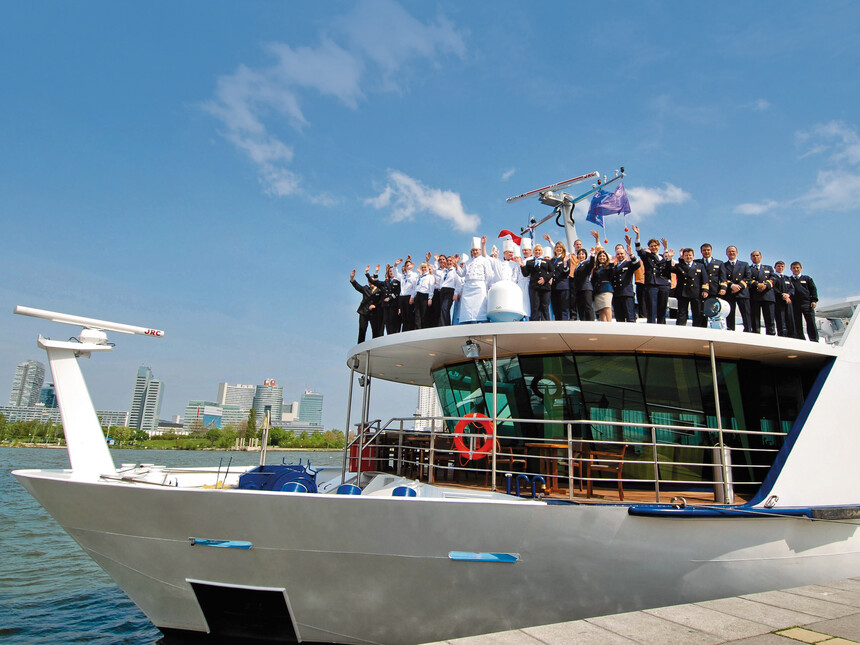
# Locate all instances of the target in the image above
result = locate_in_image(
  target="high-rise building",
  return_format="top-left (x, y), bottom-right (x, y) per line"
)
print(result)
top-left (253, 381), bottom-right (283, 427)
top-left (128, 366), bottom-right (163, 434)
top-left (414, 386), bottom-right (443, 432)
top-left (298, 390), bottom-right (323, 427)
top-left (183, 401), bottom-right (244, 432)
top-left (216, 383), bottom-right (256, 411)
top-left (39, 383), bottom-right (58, 408)
top-left (9, 360), bottom-right (46, 407)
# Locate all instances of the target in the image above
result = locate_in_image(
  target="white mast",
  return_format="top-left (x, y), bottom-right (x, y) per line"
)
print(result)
top-left (14, 306), bottom-right (164, 481)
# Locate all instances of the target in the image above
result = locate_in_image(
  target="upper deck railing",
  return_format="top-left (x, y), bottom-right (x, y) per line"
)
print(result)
top-left (344, 414), bottom-right (784, 504)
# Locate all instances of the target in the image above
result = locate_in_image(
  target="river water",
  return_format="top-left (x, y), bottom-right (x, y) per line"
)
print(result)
top-left (0, 446), bottom-right (344, 644)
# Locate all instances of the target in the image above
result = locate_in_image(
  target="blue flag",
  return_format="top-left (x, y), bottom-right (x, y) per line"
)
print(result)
top-left (586, 181), bottom-right (631, 226)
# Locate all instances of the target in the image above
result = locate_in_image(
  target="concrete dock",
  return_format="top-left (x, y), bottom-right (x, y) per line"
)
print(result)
top-left (424, 578), bottom-right (860, 644)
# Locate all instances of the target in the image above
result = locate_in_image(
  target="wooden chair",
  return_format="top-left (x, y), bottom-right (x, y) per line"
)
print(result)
top-left (430, 435), bottom-right (458, 482)
top-left (484, 441), bottom-right (526, 487)
top-left (586, 444), bottom-right (627, 501)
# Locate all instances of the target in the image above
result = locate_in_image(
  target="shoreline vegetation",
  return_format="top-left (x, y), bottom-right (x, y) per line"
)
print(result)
top-left (0, 416), bottom-right (346, 451)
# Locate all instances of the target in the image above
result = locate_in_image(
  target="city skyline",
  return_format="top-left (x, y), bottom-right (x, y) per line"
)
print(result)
top-left (4, 358), bottom-right (327, 430)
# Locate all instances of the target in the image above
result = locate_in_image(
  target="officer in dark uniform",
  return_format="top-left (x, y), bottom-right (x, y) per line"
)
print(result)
top-left (633, 226), bottom-right (673, 324)
top-left (772, 260), bottom-right (795, 337)
top-left (367, 264), bottom-right (401, 335)
top-left (748, 251), bottom-right (776, 335)
top-left (671, 248), bottom-right (709, 326)
top-left (350, 269), bottom-right (380, 343)
top-left (789, 261), bottom-right (819, 342)
top-left (721, 246), bottom-right (752, 332)
top-left (521, 243), bottom-right (554, 321)
top-left (610, 236), bottom-right (641, 322)
top-left (694, 243), bottom-right (726, 328)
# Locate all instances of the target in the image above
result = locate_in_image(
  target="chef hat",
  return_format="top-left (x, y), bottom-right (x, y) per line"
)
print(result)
top-left (461, 253), bottom-right (469, 263)
top-left (471, 237), bottom-right (481, 250)
top-left (503, 238), bottom-right (515, 252)
top-left (543, 246), bottom-right (552, 258)
top-left (513, 246), bottom-right (521, 258)
top-left (521, 237), bottom-right (532, 250)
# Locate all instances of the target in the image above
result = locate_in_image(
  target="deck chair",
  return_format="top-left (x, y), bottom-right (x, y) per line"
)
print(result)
top-left (586, 444), bottom-right (627, 501)
top-left (484, 441), bottom-right (526, 487)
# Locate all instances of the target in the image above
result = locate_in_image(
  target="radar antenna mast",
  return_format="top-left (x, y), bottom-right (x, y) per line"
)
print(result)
top-left (13, 306), bottom-right (164, 481)
top-left (507, 167), bottom-right (625, 251)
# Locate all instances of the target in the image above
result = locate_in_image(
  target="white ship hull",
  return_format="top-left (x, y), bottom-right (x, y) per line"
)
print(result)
top-left (15, 468), bottom-right (860, 644)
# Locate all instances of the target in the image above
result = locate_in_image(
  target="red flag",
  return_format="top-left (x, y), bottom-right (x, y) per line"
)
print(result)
top-left (498, 229), bottom-right (522, 245)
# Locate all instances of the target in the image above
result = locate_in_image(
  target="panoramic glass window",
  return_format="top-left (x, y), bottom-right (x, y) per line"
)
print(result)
top-left (430, 351), bottom-right (820, 488)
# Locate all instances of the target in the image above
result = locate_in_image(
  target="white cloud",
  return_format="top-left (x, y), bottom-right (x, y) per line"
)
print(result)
top-left (748, 98), bottom-right (771, 111)
top-left (733, 120), bottom-right (860, 216)
top-left (366, 170), bottom-right (481, 233)
top-left (791, 121), bottom-right (860, 212)
top-left (501, 168), bottom-right (516, 181)
top-left (734, 199), bottom-right (779, 215)
top-left (203, 0), bottom-right (465, 198)
top-left (626, 183), bottom-right (691, 218)
top-left (795, 169), bottom-right (860, 212)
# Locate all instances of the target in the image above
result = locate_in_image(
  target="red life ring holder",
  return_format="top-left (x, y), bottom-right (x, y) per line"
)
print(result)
top-left (453, 413), bottom-right (494, 461)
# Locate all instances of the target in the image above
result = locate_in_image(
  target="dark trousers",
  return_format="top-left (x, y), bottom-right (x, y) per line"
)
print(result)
top-left (413, 292), bottom-right (430, 329)
top-left (370, 309), bottom-right (383, 338)
top-left (646, 285), bottom-right (670, 323)
top-left (726, 295), bottom-right (751, 332)
top-left (793, 303), bottom-right (818, 341)
top-left (636, 283), bottom-right (647, 319)
top-left (676, 297), bottom-right (703, 326)
top-left (551, 288), bottom-right (571, 320)
top-left (426, 289), bottom-right (441, 328)
top-left (576, 290), bottom-right (594, 321)
top-left (612, 295), bottom-right (635, 322)
top-left (383, 306), bottom-right (400, 335)
top-left (529, 288), bottom-right (551, 321)
top-left (357, 314), bottom-right (371, 343)
top-left (775, 300), bottom-right (794, 337)
top-left (750, 299), bottom-right (776, 335)
top-left (568, 290), bottom-right (578, 321)
top-left (398, 295), bottom-right (414, 332)
top-left (438, 287), bottom-right (455, 326)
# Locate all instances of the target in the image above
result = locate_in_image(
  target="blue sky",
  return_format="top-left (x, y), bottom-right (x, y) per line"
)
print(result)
top-left (2, 1), bottom-right (859, 429)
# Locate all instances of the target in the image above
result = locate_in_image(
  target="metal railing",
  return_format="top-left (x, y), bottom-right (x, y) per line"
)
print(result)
top-left (343, 414), bottom-right (784, 504)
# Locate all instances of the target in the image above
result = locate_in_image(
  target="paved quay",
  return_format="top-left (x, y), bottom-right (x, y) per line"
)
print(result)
top-left (424, 578), bottom-right (860, 645)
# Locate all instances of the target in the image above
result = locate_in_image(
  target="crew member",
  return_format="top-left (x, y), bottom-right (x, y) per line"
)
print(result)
top-left (790, 262), bottom-right (819, 342)
top-left (721, 246), bottom-right (752, 332)
top-left (749, 251), bottom-right (775, 335)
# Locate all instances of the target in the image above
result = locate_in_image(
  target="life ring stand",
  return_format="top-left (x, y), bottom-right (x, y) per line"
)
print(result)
top-left (453, 412), bottom-right (494, 461)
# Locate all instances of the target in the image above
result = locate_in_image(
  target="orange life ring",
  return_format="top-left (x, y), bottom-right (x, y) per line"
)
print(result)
top-left (453, 412), bottom-right (494, 461)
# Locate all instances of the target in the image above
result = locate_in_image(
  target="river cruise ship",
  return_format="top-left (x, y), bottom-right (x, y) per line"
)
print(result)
top-left (10, 296), bottom-right (860, 644)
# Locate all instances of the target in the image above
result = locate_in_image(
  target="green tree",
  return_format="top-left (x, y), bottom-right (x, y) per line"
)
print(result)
top-left (205, 428), bottom-right (222, 445)
top-left (247, 409), bottom-right (257, 438)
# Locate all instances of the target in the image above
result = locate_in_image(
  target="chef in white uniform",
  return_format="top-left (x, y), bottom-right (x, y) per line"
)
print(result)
top-left (456, 236), bottom-right (498, 324)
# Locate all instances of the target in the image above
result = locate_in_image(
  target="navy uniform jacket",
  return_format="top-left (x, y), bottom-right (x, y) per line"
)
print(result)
top-left (367, 273), bottom-right (401, 307)
top-left (749, 264), bottom-right (775, 303)
top-left (550, 256), bottom-right (571, 290)
top-left (611, 256), bottom-right (642, 297)
top-left (572, 257), bottom-right (594, 292)
top-left (790, 275), bottom-right (818, 306)
top-left (695, 257), bottom-right (726, 296)
top-left (350, 279), bottom-right (379, 316)
top-left (671, 260), bottom-right (709, 299)
top-left (723, 260), bottom-right (751, 298)
top-left (772, 272), bottom-right (794, 299)
top-left (521, 257), bottom-right (553, 291)
top-left (636, 243), bottom-right (672, 287)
